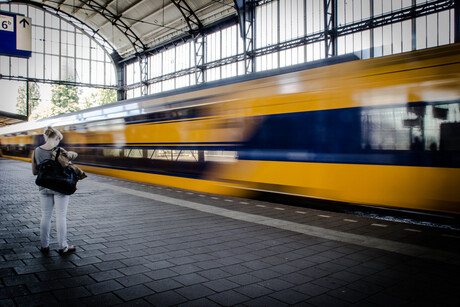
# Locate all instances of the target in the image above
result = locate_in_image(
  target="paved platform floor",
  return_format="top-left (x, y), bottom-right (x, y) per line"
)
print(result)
top-left (1, 157), bottom-right (460, 306)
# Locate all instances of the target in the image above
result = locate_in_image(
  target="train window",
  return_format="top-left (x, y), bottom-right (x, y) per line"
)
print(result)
top-left (147, 150), bottom-right (188, 161)
top-left (103, 148), bottom-right (123, 157)
top-left (205, 151), bottom-right (237, 162)
top-left (64, 146), bottom-right (238, 179)
top-left (124, 149), bottom-right (146, 158)
top-left (96, 148), bottom-right (237, 162)
top-left (139, 149), bottom-right (237, 163)
top-left (361, 102), bottom-right (460, 151)
top-left (362, 107), bottom-right (419, 150)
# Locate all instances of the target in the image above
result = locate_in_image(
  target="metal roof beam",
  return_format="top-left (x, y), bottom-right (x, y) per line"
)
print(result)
top-left (170, 0), bottom-right (203, 34)
top-left (72, 0), bottom-right (89, 14)
top-left (99, 2), bottom-right (175, 31)
top-left (55, 0), bottom-right (66, 10)
top-left (125, 2), bottom-right (176, 29)
top-left (115, 0), bottom-right (145, 16)
top-left (80, 0), bottom-right (146, 54)
top-left (85, 0), bottom-right (143, 21)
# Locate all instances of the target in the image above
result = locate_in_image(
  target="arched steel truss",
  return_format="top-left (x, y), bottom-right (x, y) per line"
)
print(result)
top-left (76, 0), bottom-right (147, 54)
top-left (170, 0), bottom-right (204, 35)
top-left (82, 0), bottom-right (206, 95)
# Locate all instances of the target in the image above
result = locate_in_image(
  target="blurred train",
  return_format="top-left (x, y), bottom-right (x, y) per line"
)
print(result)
top-left (1, 43), bottom-right (460, 214)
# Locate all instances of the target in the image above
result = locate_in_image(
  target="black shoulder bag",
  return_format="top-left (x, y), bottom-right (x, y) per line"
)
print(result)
top-left (35, 148), bottom-right (78, 195)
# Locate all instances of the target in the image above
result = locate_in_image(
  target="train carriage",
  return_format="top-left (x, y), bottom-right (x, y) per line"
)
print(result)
top-left (1, 43), bottom-right (460, 214)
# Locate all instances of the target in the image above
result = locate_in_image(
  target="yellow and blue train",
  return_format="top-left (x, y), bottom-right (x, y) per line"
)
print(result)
top-left (1, 43), bottom-right (460, 214)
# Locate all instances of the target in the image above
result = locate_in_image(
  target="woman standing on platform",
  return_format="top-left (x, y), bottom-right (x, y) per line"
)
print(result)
top-left (31, 126), bottom-right (76, 255)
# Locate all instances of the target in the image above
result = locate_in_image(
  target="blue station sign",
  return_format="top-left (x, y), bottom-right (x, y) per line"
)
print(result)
top-left (0, 11), bottom-right (31, 58)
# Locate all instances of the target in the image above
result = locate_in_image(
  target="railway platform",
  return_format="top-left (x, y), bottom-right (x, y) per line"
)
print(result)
top-left (1, 157), bottom-right (460, 306)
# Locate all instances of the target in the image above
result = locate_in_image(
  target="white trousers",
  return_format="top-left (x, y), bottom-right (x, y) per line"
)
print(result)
top-left (39, 188), bottom-right (70, 249)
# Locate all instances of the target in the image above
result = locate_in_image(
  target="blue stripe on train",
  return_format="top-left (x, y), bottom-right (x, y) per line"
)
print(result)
top-left (237, 149), bottom-right (460, 168)
top-left (241, 102), bottom-right (460, 168)
top-left (75, 161), bottom-right (204, 180)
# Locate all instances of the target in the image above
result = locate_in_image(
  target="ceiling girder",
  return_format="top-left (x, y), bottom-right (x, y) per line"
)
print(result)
top-left (127, 2), bottom-right (176, 30)
top-left (81, 0), bottom-right (146, 54)
top-left (55, 0), bottom-right (66, 10)
top-left (72, 0), bottom-right (89, 14)
top-left (170, 0), bottom-right (203, 35)
top-left (99, 2), bottom-right (171, 31)
top-left (87, 0), bottom-right (143, 23)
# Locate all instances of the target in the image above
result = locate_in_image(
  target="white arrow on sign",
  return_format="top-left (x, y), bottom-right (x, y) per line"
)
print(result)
top-left (16, 16), bottom-right (31, 52)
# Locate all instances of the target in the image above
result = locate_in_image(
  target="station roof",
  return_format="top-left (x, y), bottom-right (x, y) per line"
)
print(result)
top-left (19, 0), bottom-right (236, 59)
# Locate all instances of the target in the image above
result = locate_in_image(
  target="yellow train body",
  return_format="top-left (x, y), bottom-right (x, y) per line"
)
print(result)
top-left (1, 44), bottom-right (460, 214)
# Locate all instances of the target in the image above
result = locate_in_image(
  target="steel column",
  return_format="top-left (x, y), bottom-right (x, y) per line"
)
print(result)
top-left (234, 0), bottom-right (256, 74)
top-left (244, 0), bottom-right (255, 73)
top-left (370, 0), bottom-right (374, 58)
top-left (116, 63), bottom-right (126, 101)
top-left (26, 80), bottom-right (29, 119)
top-left (111, 52), bottom-right (127, 101)
top-left (138, 54), bottom-right (149, 96)
top-left (412, 0), bottom-right (417, 50)
top-left (194, 34), bottom-right (206, 84)
top-left (455, 0), bottom-right (460, 43)
top-left (324, 0), bottom-right (337, 58)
